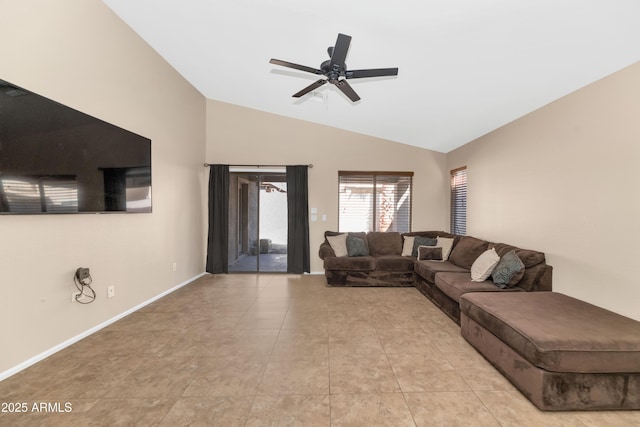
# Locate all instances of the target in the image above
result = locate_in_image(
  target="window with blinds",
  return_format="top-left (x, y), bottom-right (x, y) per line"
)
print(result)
top-left (338, 171), bottom-right (412, 233)
top-left (450, 167), bottom-right (467, 235)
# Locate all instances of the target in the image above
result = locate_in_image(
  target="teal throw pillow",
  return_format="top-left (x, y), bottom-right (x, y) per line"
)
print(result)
top-left (346, 235), bottom-right (369, 257)
top-left (491, 250), bottom-right (525, 288)
top-left (412, 236), bottom-right (437, 257)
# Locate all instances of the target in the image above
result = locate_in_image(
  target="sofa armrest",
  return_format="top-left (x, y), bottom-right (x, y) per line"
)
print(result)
top-left (319, 242), bottom-right (336, 259)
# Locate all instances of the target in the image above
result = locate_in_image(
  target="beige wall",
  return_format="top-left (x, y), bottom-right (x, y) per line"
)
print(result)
top-left (0, 0), bottom-right (206, 374)
top-left (206, 100), bottom-right (449, 272)
top-left (447, 61), bottom-right (640, 321)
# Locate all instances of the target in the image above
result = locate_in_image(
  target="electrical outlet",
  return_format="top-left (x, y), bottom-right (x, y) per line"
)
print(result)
top-left (107, 285), bottom-right (115, 299)
top-left (71, 291), bottom-right (81, 303)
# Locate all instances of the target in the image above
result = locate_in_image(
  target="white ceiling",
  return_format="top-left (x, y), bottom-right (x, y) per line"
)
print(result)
top-left (102, 0), bottom-right (640, 153)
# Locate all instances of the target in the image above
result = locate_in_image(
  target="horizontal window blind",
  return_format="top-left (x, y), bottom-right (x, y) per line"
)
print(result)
top-left (0, 176), bottom-right (78, 213)
top-left (1, 178), bottom-right (42, 213)
top-left (42, 178), bottom-right (78, 212)
top-left (339, 171), bottom-right (412, 233)
top-left (450, 167), bottom-right (467, 235)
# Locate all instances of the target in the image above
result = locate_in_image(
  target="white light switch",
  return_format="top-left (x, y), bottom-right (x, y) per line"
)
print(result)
top-left (311, 207), bottom-right (318, 214)
top-left (311, 214), bottom-right (318, 222)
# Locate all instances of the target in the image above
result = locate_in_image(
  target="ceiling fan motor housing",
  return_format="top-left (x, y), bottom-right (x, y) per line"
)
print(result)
top-left (321, 60), bottom-right (345, 81)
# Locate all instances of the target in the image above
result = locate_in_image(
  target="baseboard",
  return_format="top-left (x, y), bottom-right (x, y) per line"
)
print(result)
top-left (0, 272), bottom-right (206, 382)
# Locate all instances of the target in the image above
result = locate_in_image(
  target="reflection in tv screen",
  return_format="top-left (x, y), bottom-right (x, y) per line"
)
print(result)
top-left (0, 78), bottom-right (152, 214)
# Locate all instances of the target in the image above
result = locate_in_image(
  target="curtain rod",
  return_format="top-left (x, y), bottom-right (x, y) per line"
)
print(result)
top-left (203, 163), bottom-right (313, 168)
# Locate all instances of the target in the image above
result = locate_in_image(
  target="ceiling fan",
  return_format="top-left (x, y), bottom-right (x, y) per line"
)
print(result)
top-left (269, 33), bottom-right (398, 102)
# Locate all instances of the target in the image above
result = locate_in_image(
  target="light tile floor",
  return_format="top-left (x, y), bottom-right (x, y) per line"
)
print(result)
top-left (1, 274), bottom-right (639, 426)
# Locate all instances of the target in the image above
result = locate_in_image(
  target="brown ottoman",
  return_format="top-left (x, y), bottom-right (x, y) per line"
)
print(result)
top-left (460, 292), bottom-right (640, 411)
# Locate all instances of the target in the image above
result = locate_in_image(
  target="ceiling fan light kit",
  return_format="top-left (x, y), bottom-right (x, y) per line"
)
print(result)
top-left (270, 33), bottom-right (398, 102)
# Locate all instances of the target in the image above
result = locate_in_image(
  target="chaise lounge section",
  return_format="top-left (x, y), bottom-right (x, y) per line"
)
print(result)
top-left (460, 292), bottom-right (640, 410)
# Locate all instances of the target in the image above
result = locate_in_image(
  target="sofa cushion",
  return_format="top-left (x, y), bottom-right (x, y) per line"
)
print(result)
top-left (491, 242), bottom-right (545, 269)
top-left (327, 234), bottom-right (348, 257)
top-left (418, 246), bottom-right (442, 261)
top-left (414, 260), bottom-right (469, 283)
top-left (470, 248), bottom-right (500, 282)
top-left (375, 255), bottom-right (415, 271)
top-left (491, 250), bottom-right (525, 288)
top-left (346, 235), bottom-right (369, 257)
top-left (436, 236), bottom-right (455, 261)
top-left (324, 231), bottom-right (370, 256)
top-left (413, 236), bottom-right (436, 256)
top-left (324, 256), bottom-right (375, 271)
top-left (460, 292), bottom-right (640, 373)
top-left (401, 236), bottom-right (415, 257)
top-left (402, 235), bottom-right (437, 257)
top-left (403, 231), bottom-right (452, 239)
top-left (448, 236), bottom-right (490, 269)
top-left (435, 272), bottom-right (522, 303)
top-left (367, 232), bottom-right (402, 256)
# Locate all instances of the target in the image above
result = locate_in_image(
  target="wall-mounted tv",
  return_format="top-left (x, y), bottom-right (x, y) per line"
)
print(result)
top-left (0, 78), bottom-right (151, 214)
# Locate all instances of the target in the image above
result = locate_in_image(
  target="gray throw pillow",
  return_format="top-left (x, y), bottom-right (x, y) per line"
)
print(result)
top-left (492, 250), bottom-right (525, 288)
top-left (346, 235), bottom-right (369, 257)
top-left (412, 236), bottom-right (437, 257)
top-left (418, 246), bottom-right (443, 261)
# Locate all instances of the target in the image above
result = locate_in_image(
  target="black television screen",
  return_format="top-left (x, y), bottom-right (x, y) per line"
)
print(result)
top-left (0, 78), bottom-right (151, 214)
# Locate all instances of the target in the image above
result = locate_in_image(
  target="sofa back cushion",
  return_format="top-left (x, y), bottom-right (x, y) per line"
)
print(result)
top-left (491, 242), bottom-right (545, 269)
top-left (448, 236), bottom-right (490, 269)
top-left (367, 232), bottom-right (402, 256)
top-left (490, 243), bottom-right (549, 291)
top-left (402, 231), bottom-right (453, 239)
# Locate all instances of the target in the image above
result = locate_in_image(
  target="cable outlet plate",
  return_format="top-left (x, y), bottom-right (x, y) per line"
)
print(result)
top-left (71, 292), bottom-right (81, 303)
top-left (107, 285), bottom-right (115, 299)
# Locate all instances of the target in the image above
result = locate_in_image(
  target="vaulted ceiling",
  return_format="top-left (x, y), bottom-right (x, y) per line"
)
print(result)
top-left (102, 1), bottom-right (640, 153)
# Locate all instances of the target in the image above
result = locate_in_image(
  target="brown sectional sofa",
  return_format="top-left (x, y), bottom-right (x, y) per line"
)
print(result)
top-left (319, 230), bottom-right (553, 324)
top-left (320, 230), bottom-right (640, 411)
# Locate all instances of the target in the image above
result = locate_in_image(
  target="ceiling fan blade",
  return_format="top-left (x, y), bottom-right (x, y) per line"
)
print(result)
top-left (269, 59), bottom-right (324, 75)
top-left (329, 33), bottom-right (351, 71)
top-left (346, 68), bottom-right (399, 79)
top-left (334, 79), bottom-right (360, 102)
top-left (292, 79), bottom-right (328, 98)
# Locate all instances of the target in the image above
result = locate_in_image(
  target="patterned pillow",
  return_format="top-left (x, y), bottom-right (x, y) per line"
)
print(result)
top-left (492, 250), bottom-right (525, 288)
top-left (418, 246), bottom-right (443, 261)
top-left (412, 236), bottom-right (437, 257)
top-left (346, 235), bottom-right (369, 257)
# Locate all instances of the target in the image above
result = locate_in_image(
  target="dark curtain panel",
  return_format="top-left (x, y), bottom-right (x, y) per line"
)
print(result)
top-left (206, 164), bottom-right (229, 274)
top-left (286, 165), bottom-right (310, 274)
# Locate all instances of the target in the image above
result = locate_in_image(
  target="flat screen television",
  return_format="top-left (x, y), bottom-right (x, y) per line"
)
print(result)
top-left (0, 78), bottom-right (151, 214)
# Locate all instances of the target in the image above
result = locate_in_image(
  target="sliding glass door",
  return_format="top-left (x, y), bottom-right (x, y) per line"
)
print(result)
top-left (227, 170), bottom-right (287, 272)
